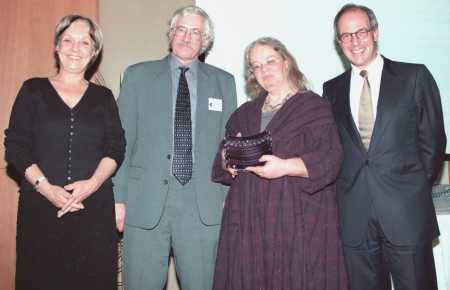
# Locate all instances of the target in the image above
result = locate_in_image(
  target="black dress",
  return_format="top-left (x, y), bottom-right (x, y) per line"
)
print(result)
top-left (4, 78), bottom-right (125, 290)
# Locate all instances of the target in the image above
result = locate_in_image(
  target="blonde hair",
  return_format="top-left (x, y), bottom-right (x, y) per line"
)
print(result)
top-left (244, 37), bottom-right (307, 98)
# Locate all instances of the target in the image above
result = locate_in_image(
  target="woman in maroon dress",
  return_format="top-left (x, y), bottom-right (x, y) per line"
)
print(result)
top-left (212, 37), bottom-right (348, 290)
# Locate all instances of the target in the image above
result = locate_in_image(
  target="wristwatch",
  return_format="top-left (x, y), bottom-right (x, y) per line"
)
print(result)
top-left (34, 176), bottom-right (47, 190)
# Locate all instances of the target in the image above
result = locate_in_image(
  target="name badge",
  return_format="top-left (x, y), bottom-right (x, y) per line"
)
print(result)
top-left (208, 97), bottom-right (223, 112)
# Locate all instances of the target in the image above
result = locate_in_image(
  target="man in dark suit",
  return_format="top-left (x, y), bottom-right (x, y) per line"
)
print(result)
top-left (323, 4), bottom-right (446, 290)
top-left (113, 5), bottom-right (237, 290)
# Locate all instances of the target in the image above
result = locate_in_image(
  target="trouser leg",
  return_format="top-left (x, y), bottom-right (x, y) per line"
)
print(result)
top-left (384, 241), bottom-right (437, 290)
top-left (123, 222), bottom-right (171, 290)
top-left (343, 206), bottom-right (391, 290)
top-left (170, 181), bottom-right (220, 290)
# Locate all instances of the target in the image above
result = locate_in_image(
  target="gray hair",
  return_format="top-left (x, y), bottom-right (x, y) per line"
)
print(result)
top-left (334, 3), bottom-right (378, 38)
top-left (244, 37), bottom-right (307, 99)
top-left (54, 14), bottom-right (103, 71)
top-left (167, 5), bottom-right (214, 54)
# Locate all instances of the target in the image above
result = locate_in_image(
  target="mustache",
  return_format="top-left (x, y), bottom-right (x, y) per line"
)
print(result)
top-left (173, 39), bottom-right (193, 46)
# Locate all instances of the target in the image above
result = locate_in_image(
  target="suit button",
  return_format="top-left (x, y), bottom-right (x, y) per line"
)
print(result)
top-left (167, 154), bottom-right (171, 160)
top-left (365, 160), bottom-right (369, 165)
top-left (163, 179), bottom-right (168, 185)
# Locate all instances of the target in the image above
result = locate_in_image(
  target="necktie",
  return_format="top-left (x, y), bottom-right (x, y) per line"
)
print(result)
top-left (172, 67), bottom-right (192, 185)
top-left (358, 70), bottom-right (374, 150)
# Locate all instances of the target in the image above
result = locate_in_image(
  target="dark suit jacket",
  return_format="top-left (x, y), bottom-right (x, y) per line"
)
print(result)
top-left (323, 57), bottom-right (446, 246)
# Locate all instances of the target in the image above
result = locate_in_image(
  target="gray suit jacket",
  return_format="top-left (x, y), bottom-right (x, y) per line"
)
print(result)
top-left (113, 56), bottom-right (237, 229)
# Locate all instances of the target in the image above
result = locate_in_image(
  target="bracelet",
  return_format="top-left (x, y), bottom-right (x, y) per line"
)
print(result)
top-left (34, 176), bottom-right (47, 190)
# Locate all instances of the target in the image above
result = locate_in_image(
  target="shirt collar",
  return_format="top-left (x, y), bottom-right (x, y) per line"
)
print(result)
top-left (351, 53), bottom-right (383, 78)
top-left (169, 54), bottom-right (199, 76)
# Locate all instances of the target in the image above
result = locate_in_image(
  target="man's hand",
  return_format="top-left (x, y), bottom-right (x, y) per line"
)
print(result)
top-left (115, 203), bottom-right (126, 232)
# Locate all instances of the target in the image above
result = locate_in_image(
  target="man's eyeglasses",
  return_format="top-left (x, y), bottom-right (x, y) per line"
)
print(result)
top-left (338, 28), bottom-right (372, 43)
top-left (172, 26), bottom-right (203, 40)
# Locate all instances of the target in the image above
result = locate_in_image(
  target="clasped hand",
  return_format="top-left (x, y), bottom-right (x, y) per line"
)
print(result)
top-left (56, 178), bottom-right (100, 217)
top-left (40, 178), bottom-right (99, 218)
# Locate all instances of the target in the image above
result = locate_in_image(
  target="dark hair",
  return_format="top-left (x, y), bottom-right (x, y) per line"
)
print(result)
top-left (54, 14), bottom-right (103, 72)
top-left (334, 3), bottom-right (378, 38)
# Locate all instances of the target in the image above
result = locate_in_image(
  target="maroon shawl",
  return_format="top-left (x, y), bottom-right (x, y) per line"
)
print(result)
top-left (212, 91), bottom-right (348, 290)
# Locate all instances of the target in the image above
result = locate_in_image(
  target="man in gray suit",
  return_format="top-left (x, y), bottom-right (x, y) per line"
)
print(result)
top-left (113, 5), bottom-right (237, 290)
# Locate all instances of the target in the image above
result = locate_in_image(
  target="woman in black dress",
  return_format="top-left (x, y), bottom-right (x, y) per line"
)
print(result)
top-left (4, 14), bottom-right (125, 290)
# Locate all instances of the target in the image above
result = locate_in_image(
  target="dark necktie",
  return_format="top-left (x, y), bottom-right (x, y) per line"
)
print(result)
top-left (172, 67), bottom-right (192, 185)
top-left (358, 70), bottom-right (374, 150)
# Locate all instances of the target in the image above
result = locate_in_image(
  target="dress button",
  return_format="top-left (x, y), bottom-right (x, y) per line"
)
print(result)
top-left (68, 150), bottom-right (72, 154)
top-left (70, 118), bottom-right (74, 122)
top-left (167, 154), bottom-right (171, 160)
top-left (163, 179), bottom-right (168, 185)
top-left (70, 125), bottom-right (74, 129)
top-left (67, 176), bottom-right (72, 181)
top-left (70, 132), bottom-right (74, 136)
top-left (365, 160), bottom-right (370, 165)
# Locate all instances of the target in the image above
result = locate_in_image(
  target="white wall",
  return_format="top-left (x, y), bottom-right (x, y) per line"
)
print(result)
top-left (197, 0), bottom-right (450, 152)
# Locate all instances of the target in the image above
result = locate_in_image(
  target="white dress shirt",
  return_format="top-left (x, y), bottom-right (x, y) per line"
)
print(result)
top-left (349, 54), bottom-right (384, 130)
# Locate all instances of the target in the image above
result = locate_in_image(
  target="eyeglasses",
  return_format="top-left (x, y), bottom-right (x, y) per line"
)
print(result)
top-left (172, 26), bottom-right (203, 40)
top-left (250, 57), bottom-right (283, 73)
top-left (338, 28), bottom-right (372, 43)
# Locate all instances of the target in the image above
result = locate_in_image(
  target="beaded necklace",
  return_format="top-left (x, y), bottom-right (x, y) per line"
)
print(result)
top-left (262, 92), bottom-right (294, 112)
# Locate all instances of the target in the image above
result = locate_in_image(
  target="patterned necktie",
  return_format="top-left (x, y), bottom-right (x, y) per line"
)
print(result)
top-left (172, 67), bottom-right (192, 185)
top-left (358, 70), bottom-right (374, 150)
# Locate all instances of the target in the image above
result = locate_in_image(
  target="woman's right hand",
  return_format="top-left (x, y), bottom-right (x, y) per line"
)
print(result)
top-left (37, 181), bottom-right (84, 211)
top-left (221, 148), bottom-right (238, 178)
top-left (222, 132), bottom-right (242, 179)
